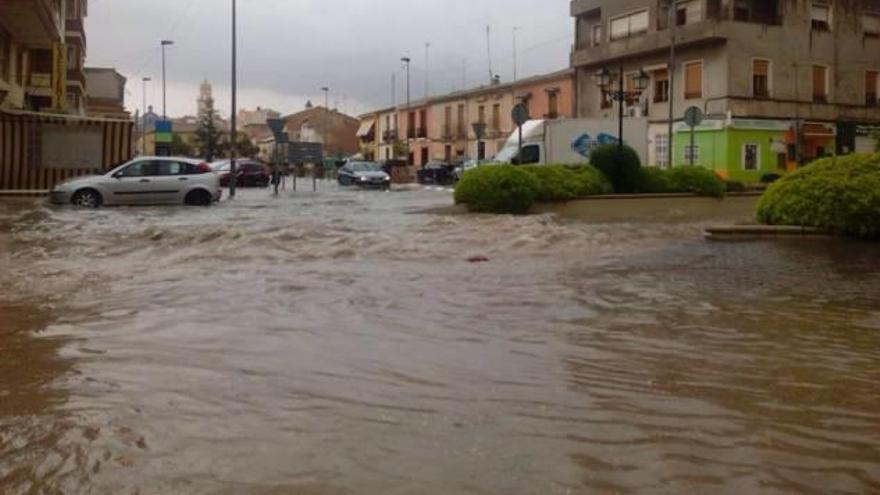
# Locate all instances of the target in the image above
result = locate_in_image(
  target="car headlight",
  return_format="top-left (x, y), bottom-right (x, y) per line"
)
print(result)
top-left (359, 176), bottom-right (369, 181)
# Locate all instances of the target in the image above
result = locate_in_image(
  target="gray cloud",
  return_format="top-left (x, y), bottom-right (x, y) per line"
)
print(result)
top-left (85, 0), bottom-right (572, 117)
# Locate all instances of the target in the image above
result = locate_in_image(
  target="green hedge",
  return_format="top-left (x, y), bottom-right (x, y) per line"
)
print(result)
top-left (756, 153), bottom-right (880, 239)
top-left (454, 165), bottom-right (538, 214)
top-left (521, 165), bottom-right (611, 202)
top-left (589, 144), bottom-right (642, 193)
top-left (635, 166), bottom-right (726, 197)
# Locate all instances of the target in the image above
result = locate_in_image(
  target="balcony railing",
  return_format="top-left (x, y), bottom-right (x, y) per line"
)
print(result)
top-left (382, 130), bottom-right (398, 143)
top-left (29, 73), bottom-right (52, 88)
top-left (416, 127), bottom-right (427, 138)
top-left (406, 128), bottom-right (416, 139)
top-left (442, 125), bottom-right (453, 141)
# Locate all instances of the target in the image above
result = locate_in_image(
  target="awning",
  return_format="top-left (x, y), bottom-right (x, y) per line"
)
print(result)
top-left (356, 119), bottom-right (375, 137)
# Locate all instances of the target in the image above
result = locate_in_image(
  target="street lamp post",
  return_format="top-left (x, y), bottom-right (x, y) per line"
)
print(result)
top-left (230, 0), bottom-right (238, 198)
top-left (594, 66), bottom-right (649, 151)
top-left (321, 86), bottom-right (329, 162)
top-left (141, 77), bottom-right (151, 154)
top-left (401, 56), bottom-right (411, 165)
top-left (160, 40), bottom-right (173, 120)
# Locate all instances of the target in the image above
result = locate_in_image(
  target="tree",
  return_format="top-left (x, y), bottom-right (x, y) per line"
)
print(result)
top-left (170, 133), bottom-right (193, 156)
top-left (217, 134), bottom-right (260, 159)
top-left (194, 98), bottom-right (221, 162)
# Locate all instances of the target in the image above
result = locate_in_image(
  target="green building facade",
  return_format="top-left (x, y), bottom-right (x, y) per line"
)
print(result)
top-left (671, 119), bottom-right (822, 182)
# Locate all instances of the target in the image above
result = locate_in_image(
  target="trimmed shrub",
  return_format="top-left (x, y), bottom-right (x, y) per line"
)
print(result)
top-left (725, 180), bottom-right (747, 193)
top-left (589, 144), bottom-right (642, 193)
top-left (756, 153), bottom-right (880, 239)
top-left (665, 166), bottom-right (726, 198)
top-left (521, 165), bottom-right (578, 202)
top-left (569, 164), bottom-right (614, 197)
top-left (636, 167), bottom-right (672, 194)
top-left (454, 165), bottom-right (538, 214)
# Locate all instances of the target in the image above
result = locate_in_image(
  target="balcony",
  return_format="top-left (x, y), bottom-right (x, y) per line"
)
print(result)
top-left (0, 0), bottom-right (63, 45)
top-left (441, 125), bottom-right (453, 141)
top-left (572, 20), bottom-right (729, 69)
top-left (570, 0), bottom-right (600, 18)
top-left (416, 126), bottom-right (427, 139)
top-left (382, 130), bottom-right (398, 143)
top-left (67, 67), bottom-right (85, 93)
top-left (65, 17), bottom-right (87, 49)
top-left (406, 128), bottom-right (416, 139)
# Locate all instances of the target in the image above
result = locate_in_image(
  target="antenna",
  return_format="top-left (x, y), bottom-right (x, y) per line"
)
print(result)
top-left (425, 42), bottom-right (431, 99)
top-left (486, 25), bottom-right (494, 83)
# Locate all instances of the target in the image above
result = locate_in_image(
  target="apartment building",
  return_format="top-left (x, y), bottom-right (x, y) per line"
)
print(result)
top-left (358, 69), bottom-right (574, 168)
top-left (84, 67), bottom-right (128, 119)
top-left (571, 0), bottom-right (880, 180)
top-left (0, 0), bottom-right (134, 191)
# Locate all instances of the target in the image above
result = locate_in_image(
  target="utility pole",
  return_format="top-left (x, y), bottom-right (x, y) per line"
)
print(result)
top-left (401, 56), bottom-right (411, 165)
top-left (486, 25), bottom-right (493, 82)
top-left (141, 77), bottom-right (151, 154)
top-left (424, 42), bottom-right (430, 99)
top-left (160, 40), bottom-right (173, 120)
top-left (666, 2), bottom-right (676, 168)
top-left (229, 0), bottom-right (238, 198)
top-left (513, 27), bottom-right (519, 82)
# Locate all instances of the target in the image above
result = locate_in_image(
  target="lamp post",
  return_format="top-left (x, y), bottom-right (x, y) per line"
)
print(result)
top-left (594, 66), bottom-right (649, 151)
top-left (401, 56), bottom-right (411, 165)
top-left (321, 86), bottom-right (329, 159)
top-left (160, 40), bottom-right (173, 120)
top-left (229, 0), bottom-right (238, 198)
top-left (141, 77), bottom-right (151, 154)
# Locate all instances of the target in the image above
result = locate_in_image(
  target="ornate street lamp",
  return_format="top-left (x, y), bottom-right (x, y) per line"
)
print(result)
top-left (594, 66), bottom-right (650, 150)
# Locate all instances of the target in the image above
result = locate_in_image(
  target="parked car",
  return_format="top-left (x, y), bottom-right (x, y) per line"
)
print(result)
top-left (417, 161), bottom-right (455, 185)
top-left (50, 156), bottom-right (221, 207)
top-left (338, 161), bottom-right (391, 188)
top-left (453, 159), bottom-right (482, 181)
top-left (211, 159), bottom-right (271, 188)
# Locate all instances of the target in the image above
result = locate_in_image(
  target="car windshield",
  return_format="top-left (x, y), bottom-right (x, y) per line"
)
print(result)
top-left (350, 162), bottom-right (381, 172)
top-left (211, 161), bottom-right (230, 171)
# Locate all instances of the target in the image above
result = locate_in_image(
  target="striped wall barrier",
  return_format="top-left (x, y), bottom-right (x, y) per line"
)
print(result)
top-left (0, 110), bottom-right (133, 191)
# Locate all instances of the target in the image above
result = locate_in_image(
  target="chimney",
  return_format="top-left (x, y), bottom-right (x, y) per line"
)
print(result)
top-left (491, 75), bottom-right (501, 86)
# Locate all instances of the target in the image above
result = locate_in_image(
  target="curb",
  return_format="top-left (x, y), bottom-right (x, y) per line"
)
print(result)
top-left (0, 190), bottom-right (48, 197)
top-left (705, 225), bottom-right (836, 240)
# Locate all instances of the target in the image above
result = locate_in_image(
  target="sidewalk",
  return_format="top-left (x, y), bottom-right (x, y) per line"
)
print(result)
top-left (0, 190), bottom-right (48, 196)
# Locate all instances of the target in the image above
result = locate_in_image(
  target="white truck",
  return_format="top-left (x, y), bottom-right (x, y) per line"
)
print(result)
top-left (493, 118), bottom-right (649, 166)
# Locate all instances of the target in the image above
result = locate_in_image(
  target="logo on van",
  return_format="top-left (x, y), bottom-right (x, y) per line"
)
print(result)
top-left (571, 133), bottom-right (620, 158)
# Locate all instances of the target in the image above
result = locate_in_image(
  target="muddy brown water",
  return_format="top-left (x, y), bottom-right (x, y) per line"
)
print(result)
top-left (1, 188), bottom-right (878, 494)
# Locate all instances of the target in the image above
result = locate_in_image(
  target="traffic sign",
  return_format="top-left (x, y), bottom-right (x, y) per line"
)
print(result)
top-left (288, 142), bottom-right (323, 163)
top-left (511, 104), bottom-right (530, 126)
top-left (684, 106), bottom-right (704, 127)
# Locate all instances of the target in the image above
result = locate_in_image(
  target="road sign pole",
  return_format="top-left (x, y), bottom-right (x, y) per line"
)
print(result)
top-left (517, 125), bottom-right (523, 164)
top-left (689, 126), bottom-right (695, 166)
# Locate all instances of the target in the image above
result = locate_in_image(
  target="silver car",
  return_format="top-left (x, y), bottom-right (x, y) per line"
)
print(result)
top-left (50, 156), bottom-right (222, 207)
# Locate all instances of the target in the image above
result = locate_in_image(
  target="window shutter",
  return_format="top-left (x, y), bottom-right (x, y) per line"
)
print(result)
top-left (753, 60), bottom-right (769, 77)
top-left (655, 69), bottom-right (669, 82)
top-left (685, 62), bottom-right (702, 98)
top-left (812, 66), bottom-right (826, 96)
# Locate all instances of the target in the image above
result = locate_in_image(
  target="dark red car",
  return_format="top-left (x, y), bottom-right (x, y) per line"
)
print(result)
top-left (211, 160), bottom-right (271, 188)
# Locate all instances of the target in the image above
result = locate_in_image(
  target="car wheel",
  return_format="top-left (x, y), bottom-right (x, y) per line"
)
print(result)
top-left (72, 189), bottom-right (102, 208)
top-left (184, 189), bottom-right (212, 206)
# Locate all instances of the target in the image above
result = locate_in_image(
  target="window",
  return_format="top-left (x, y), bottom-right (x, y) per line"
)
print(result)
top-left (684, 61), bottom-right (703, 99)
top-left (753, 59), bottom-right (770, 98)
top-left (456, 104), bottom-right (465, 136)
top-left (0, 28), bottom-right (9, 82)
top-left (684, 145), bottom-right (700, 164)
top-left (548, 91), bottom-right (559, 118)
top-left (600, 91), bottom-right (613, 109)
top-left (812, 65), bottom-right (828, 103)
top-left (867, 70), bottom-right (879, 106)
top-left (478, 105), bottom-right (485, 124)
top-left (653, 69), bottom-right (669, 103)
top-left (676, 0), bottom-right (703, 26)
top-left (120, 160), bottom-right (159, 177)
top-left (865, 13), bottom-right (880, 36)
top-left (655, 134), bottom-right (669, 168)
top-left (444, 106), bottom-right (452, 136)
top-left (733, 0), bottom-right (752, 21)
top-left (609, 10), bottom-right (649, 41)
top-left (742, 143), bottom-right (760, 171)
top-left (811, 2), bottom-right (831, 31)
top-left (517, 145), bottom-right (540, 165)
top-left (492, 104), bottom-right (500, 130)
top-left (591, 24), bottom-right (602, 46)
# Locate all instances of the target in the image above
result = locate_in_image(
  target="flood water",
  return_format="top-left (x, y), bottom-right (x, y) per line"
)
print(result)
top-left (1, 186), bottom-right (878, 494)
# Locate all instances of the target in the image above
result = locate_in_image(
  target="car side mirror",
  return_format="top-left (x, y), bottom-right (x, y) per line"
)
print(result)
top-left (111, 171), bottom-right (123, 179)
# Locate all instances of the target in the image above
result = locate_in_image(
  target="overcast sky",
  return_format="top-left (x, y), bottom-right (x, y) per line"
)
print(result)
top-left (84, 0), bottom-right (573, 119)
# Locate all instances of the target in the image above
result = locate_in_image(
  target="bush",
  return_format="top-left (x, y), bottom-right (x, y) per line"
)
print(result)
top-left (589, 144), bottom-right (642, 193)
top-left (756, 153), bottom-right (880, 239)
top-left (454, 165), bottom-right (538, 214)
top-left (636, 167), bottom-right (672, 193)
top-left (665, 166), bottom-right (726, 198)
top-left (725, 180), bottom-right (747, 193)
top-left (521, 165), bottom-right (578, 202)
top-left (761, 173), bottom-right (782, 183)
top-left (569, 165), bottom-right (614, 196)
